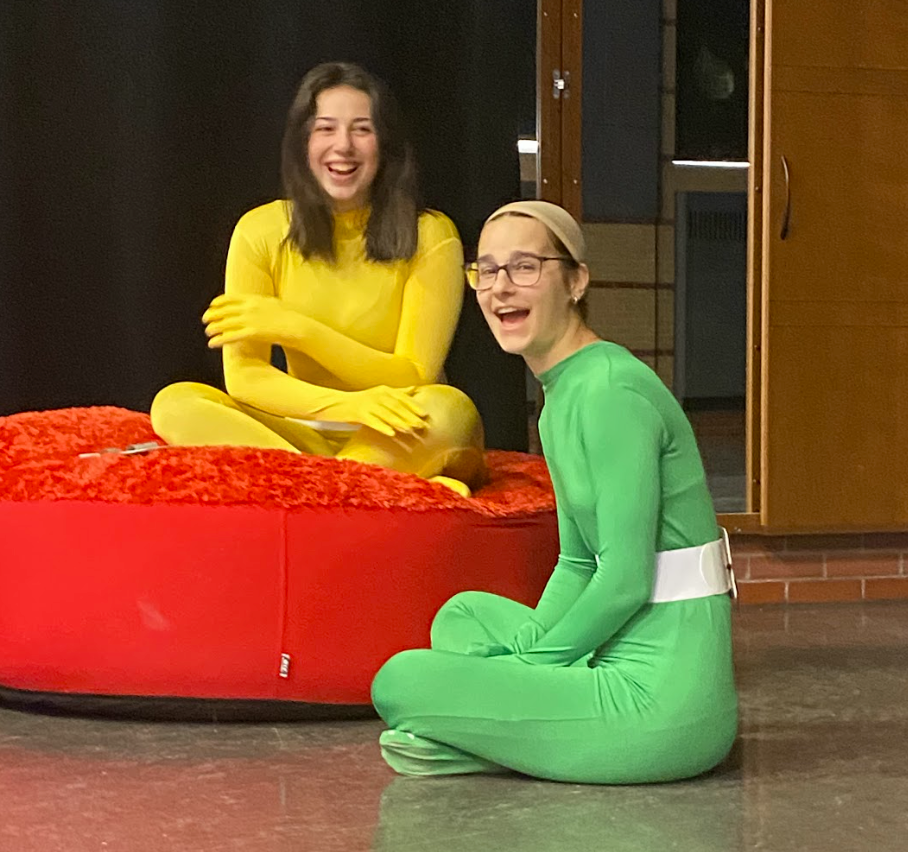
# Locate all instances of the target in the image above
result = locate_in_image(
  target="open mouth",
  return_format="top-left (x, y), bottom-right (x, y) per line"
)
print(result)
top-left (494, 307), bottom-right (530, 329)
top-left (326, 162), bottom-right (359, 179)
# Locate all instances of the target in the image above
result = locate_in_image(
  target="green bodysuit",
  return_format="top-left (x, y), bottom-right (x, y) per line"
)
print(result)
top-left (371, 341), bottom-right (738, 784)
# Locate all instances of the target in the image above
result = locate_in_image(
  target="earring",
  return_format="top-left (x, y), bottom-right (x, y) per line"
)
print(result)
top-left (571, 294), bottom-right (579, 304)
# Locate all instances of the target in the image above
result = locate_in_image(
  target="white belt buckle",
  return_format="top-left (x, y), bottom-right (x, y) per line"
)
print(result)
top-left (720, 526), bottom-right (738, 600)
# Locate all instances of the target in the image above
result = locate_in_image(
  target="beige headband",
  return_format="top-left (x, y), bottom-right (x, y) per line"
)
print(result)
top-left (485, 200), bottom-right (586, 263)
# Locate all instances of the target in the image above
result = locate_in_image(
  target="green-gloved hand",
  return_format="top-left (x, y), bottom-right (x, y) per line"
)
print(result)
top-left (511, 619), bottom-right (546, 653)
top-left (464, 618), bottom-right (547, 659)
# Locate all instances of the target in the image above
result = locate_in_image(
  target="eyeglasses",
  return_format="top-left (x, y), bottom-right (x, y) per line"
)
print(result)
top-left (465, 254), bottom-right (571, 291)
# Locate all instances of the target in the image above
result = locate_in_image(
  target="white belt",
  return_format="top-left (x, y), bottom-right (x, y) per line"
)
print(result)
top-left (649, 528), bottom-right (737, 603)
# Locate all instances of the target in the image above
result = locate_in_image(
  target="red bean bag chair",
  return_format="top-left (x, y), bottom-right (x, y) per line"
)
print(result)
top-left (0, 407), bottom-right (557, 718)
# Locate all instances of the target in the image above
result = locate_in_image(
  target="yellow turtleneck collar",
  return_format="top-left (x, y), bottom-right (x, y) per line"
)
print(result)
top-left (333, 207), bottom-right (370, 241)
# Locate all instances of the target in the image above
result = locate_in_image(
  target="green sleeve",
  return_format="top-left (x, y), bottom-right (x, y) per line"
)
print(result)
top-left (467, 506), bottom-right (594, 658)
top-left (516, 386), bottom-right (664, 666)
top-left (499, 503), bottom-right (595, 654)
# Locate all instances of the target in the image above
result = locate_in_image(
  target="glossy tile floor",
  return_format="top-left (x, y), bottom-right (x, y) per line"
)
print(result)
top-left (1, 602), bottom-right (906, 851)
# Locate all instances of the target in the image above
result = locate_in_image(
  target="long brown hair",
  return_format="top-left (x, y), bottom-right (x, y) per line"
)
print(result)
top-left (281, 62), bottom-right (421, 263)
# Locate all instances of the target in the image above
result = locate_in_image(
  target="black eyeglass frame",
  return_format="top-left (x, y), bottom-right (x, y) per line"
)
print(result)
top-left (464, 254), bottom-right (572, 291)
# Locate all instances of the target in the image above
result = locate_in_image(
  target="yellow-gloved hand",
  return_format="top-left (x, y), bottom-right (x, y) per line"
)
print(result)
top-left (203, 294), bottom-right (305, 349)
top-left (318, 386), bottom-right (429, 437)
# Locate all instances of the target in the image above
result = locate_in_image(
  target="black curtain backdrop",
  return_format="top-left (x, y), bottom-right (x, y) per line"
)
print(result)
top-left (0, 1), bottom-right (533, 449)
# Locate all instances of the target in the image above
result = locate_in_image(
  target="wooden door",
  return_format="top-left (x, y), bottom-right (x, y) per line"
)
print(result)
top-left (761, 0), bottom-right (908, 531)
top-left (538, 0), bottom-right (665, 366)
top-left (537, 0), bottom-right (580, 209)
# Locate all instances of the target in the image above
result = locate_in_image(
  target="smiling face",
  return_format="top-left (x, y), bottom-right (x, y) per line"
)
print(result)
top-left (306, 85), bottom-right (379, 213)
top-left (476, 215), bottom-right (592, 375)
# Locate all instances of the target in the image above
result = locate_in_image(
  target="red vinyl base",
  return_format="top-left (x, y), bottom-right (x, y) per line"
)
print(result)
top-left (0, 408), bottom-right (557, 707)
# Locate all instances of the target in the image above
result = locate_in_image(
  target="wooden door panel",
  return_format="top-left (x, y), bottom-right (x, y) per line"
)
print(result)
top-left (766, 89), bottom-right (908, 304)
top-left (539, 0), bottom-right (563, 203)
top-left (762, 2), bottom-right (908, 530)
top-left (763, 323), bottom-right (908, 530)
top-left (770, 0), bottom-right (908, 70)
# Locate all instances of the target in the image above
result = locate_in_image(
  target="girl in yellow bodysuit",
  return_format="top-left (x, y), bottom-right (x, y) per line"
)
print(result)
top-left (151, 63), bottom-right (485, 495)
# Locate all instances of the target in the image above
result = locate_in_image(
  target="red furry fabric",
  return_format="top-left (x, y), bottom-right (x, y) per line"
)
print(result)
top-left (0, 407), bottom-right (554, 518)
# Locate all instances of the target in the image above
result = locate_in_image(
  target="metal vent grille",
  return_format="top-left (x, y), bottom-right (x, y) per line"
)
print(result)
top-left (687, 209), bottom-right (747, 242)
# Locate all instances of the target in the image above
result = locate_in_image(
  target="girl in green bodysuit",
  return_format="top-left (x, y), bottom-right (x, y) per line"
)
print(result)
top-left (370, 201), bottom-right (738, 784)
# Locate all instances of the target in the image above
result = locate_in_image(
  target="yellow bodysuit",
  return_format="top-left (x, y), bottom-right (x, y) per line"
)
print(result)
top-left (151, 201), bottom-right (485, 491)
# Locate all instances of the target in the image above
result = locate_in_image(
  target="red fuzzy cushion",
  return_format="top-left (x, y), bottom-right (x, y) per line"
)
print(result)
top-left (0, 407), bottom-right (554, 516)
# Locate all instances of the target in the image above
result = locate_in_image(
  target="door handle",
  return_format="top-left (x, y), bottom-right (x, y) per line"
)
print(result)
top-left (780, 155), bottom-right (791, 240)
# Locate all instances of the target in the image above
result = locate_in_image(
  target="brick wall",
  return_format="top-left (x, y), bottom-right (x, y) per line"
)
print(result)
top-left (731, 534), bottom-right (908, 604)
